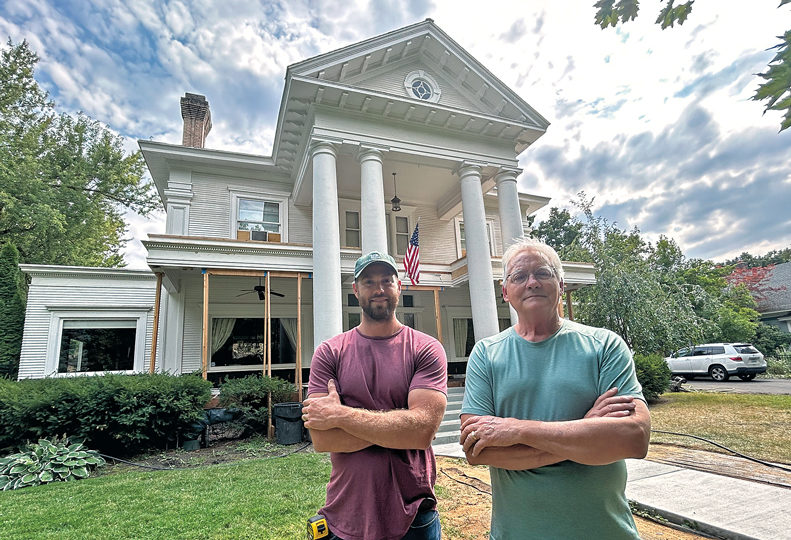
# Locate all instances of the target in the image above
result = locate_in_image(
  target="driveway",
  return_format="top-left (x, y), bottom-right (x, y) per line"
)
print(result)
top-left (681, 377), bottom-right (791, 395)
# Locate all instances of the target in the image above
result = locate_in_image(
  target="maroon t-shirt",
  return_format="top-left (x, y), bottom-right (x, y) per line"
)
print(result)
top-left (307, 326), bottom-right (448, 540)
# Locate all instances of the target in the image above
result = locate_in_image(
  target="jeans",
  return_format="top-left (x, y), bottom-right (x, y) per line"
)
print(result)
top-left (326, 509), bottom-right (441, 540)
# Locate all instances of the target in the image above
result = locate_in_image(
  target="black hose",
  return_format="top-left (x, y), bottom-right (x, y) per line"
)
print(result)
top-left (651, 430), bottom-right (791, 473)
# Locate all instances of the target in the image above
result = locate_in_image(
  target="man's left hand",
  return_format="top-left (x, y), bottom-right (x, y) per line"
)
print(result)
top-left (460, 415), bottom-right (523, 456)
top-left (302, 379), bottom-right (345, 430)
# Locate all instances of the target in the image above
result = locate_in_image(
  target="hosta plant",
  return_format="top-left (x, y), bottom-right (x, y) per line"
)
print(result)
top-left (0, 438), bottom-right (106, 491)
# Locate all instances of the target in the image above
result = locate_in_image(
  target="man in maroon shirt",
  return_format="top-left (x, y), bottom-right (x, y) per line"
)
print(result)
top-left (304, 251), bottom-right (448, 540)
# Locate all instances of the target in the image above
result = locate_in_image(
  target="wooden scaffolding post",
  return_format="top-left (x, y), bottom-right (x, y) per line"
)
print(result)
top-left (149, 272), bottom-right (163, 374)
top-left (201, 270), bottom-right (209, 380)
top-left (266, 272), bottom-right (274, 439)
top-left (296, 273), bottom-right (303, 401)
top-left (565, 290), bottom-right (574, 321)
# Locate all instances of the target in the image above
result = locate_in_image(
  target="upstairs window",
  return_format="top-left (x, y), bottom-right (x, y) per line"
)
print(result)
top-left (231, 190), bottom-right (288, 243)
top-left (456, 219), bottom-right (495, 258)
top-left (345, 211), bottom-right (361, 248)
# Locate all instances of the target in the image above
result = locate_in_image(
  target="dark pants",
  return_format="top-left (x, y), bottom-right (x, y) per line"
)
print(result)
top-left (326, 509), bottom-right (441, 540)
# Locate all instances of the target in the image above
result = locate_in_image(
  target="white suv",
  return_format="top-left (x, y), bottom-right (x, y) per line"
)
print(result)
top-left (664, 343), bottom-right (767, 382)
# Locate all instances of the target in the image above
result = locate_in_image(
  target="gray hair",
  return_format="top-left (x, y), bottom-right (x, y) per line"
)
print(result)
top-left (502, 238), bottom-right (564, 282)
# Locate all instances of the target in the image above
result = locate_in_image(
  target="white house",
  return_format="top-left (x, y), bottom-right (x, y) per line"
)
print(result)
top-left (18, 20), bottom-right (595, 389)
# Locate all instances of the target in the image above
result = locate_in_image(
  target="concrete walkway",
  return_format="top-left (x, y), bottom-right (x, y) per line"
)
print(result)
top-left (433, 442), bottom-right (791, 540)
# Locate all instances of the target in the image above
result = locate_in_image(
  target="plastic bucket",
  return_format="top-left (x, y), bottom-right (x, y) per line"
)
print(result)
top-left (273, 402), bottom-right (304, 445)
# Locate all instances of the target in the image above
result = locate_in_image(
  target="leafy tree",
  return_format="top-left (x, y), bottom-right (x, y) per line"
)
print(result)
top-left (572, 198), bottom-right (704, 355)
top-left (593, 1), bottom-right (791, 131)
top-left (753, 323), bottom-right (791, 355)
top-left (0, 40), bottom-right (159, 267)
top-left (0, 243), bottom-right (25, 378)
top-left (724, 247), bottom-right (791, 268)
top-left (529, 207), bottom-right (583, 258)
top-left (714, 284), bottom-right (760, 343)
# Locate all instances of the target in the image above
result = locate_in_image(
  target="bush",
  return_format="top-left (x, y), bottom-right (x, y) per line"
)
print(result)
top-left (218, 375), bottom-right (296, 436)
top-left (753, 323), bottom-right (791, 356)
top-left (766, 347), bottom-right (791, 378)
top-left (0, 373), bottom-right (212, 456)
top-left (0, 437), bottom-right (105, 491)
top-left (633, 353), bottom-right (671, 401)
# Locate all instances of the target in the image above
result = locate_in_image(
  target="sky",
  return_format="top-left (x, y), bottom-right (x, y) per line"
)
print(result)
top-left (1, 0), bottom-right (790, 268)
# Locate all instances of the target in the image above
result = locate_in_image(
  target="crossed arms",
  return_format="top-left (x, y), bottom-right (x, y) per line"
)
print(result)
top-left (303, 380), bottom-right (447, 452)
top-left (460, 388), bottom-right (651, 470)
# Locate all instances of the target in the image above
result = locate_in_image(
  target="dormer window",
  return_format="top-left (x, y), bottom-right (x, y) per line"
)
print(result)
top-left (404, 70), bottom-right (441, 103)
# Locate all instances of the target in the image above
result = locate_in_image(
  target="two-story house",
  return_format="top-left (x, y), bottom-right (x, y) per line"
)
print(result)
top-left (17, 20), bottom-right (595, 390)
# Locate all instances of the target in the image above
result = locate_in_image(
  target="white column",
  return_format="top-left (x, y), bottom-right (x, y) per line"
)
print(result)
top-left (358, 147), bottom-right (388, 253)
top-left (459, 162), bottom-right (500, 340)
top-left (496, 169), bottom-right (524, 325)
top-left (311, 142), bottom-right (343, 347)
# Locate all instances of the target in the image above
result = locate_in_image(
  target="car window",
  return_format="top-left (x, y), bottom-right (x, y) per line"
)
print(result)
top-left (692, 347), bottom-right (708, 356)
top-left (734, 345), bottom-right (759, 354)
top-left (709, 346), bottom-right (725, 354)
top-left (676, 347), bottom-right (691, 357)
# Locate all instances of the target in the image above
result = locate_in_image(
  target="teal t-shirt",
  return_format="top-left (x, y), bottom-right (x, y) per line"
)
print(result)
top-left (461, 319), bottom-right (644, 540)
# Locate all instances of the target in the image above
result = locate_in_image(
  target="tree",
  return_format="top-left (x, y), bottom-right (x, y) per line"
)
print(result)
top-left (0, 243), bottom-right (25, 378)
top-left (572, 198), bottom-right (705, 355)
top-left (593, 1), bottom-right (791, 131)
top-left (529, 207), bottom-right (583, 258)
top-left (724, 247), bottom-right (791, 268)
top-left (0, 40), bottom-right (159, 267)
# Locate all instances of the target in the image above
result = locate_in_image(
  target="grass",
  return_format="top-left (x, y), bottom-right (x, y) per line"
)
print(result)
top-left (648, 392), bottom-right (791, 463)
top-left (0, 452), bottom-right (331, 540)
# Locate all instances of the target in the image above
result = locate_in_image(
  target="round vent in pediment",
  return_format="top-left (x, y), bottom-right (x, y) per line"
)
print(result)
top-left (404, 70), bottom-right (441, 103)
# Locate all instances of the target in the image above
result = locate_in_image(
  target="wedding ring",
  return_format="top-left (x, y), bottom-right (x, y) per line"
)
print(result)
top-left (470, 430), bottom-right (478, 441)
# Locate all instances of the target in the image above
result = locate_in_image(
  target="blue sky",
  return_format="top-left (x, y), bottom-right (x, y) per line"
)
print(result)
top-left (1, 0), bottom-right (789, 268)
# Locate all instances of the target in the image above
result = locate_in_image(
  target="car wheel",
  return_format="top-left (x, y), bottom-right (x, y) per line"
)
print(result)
top-left (709, 365), bottom-right (729, 382)
top-left (738, 374), bottom-right (756, 382)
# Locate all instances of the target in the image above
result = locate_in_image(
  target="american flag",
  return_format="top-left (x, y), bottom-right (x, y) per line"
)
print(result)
top-left (404, 222), bottom-right (420, 285)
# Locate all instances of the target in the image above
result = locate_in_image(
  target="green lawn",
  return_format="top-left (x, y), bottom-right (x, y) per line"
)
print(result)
top-left (0, 453), bottom-right (331, 540)
top-left (648, 392), bottom-right (791, 463)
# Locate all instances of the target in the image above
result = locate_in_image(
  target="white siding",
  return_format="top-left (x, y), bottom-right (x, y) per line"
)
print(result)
top-left (289, 204), bottom-right (313, 244)
top-left (18, 271), bottom-right (157, 379)
top-left (353, 61), bottom-right (482, 113)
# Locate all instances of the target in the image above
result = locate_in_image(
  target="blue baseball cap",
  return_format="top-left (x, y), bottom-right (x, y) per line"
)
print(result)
top-left (354, 251), bottom-right (399, 280)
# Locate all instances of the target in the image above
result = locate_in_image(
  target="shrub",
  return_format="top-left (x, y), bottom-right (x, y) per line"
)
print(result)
top-left (633, 353), bottom-right (671, 401)
top-left (766, 347), bottom-right (791, 378)
top-left (753, 323), bottom-right (791, 356)
top-left (0, 373), bottom-right (212, 456)
top-left (218, 375), bottom-right (296, 436)
top-left (0, 437), bottom-right (105, 490)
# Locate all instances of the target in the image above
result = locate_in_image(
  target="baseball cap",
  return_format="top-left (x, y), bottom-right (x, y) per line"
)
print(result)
top-left (354, 251), bottom-right (399, 280)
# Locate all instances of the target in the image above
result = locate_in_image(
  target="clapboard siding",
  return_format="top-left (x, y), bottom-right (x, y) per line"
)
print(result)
top-left (18, 270), bottom-right (157, 379)
top-left (289, 204), bottom-right (313, 244)
top-left (354, 61), bottom-right (482, 113)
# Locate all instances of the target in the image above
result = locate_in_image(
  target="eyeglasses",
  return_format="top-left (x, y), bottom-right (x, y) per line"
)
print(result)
top-left (506, 267), bottom-right (556, 285)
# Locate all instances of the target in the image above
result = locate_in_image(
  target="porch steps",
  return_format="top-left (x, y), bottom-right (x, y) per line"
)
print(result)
top-left (433, 386), bottom-right (465, 447)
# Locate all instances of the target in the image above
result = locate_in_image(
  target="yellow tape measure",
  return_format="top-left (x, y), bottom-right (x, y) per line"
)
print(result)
top-left (307, 514), bottom-right (328, 539)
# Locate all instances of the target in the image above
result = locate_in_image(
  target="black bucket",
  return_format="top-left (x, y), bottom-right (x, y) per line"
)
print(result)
top-left (273, 402), bottom-right (304, 445)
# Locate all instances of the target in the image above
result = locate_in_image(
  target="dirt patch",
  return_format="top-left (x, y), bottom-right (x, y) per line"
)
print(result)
top-left (435, 456), bottom-right (708, 540)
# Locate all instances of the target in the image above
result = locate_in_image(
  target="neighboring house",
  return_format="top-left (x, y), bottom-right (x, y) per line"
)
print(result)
top-left (752, 262), bottom-right (791, 333)
top-left (18, 20), bottom-right (595, 387)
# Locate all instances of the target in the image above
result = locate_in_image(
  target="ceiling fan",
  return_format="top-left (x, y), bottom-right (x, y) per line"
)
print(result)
top-left (236, 277), bottom-right (285, 300)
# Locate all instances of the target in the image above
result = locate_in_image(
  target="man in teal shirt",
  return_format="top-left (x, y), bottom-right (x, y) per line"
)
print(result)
top-left (460, 239), bottom-right (651, 539)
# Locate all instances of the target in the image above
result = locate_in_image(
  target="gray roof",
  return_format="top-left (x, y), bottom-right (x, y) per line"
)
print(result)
top-left (755, 262), bottom-right (791, 313)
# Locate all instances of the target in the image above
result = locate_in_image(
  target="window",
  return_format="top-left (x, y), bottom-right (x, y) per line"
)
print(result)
top-left (230, 189), bottom-right (288, 242)
top-left (345, 211), bottom-right (361, 248)
top-left (210, 317), bottom-right (295, 370)
top-left (47, 310), bottom-right (148, 376)
top-left (403, 70), bottom-right (441, 103)
top-left (347, 293), bottom-right (359, 307)
top-left (395, 216), bottom-right (410, 255)
top-left (456, 219), bottom-right (496, 258)
top-left (238, 199), bottom-right (280, 233)
top-left (58, 321), bottom-right (136, 373)
top-left (400, 312), bottom-right (416, 329)
top-left (346, 312), bottom-right (361, 330)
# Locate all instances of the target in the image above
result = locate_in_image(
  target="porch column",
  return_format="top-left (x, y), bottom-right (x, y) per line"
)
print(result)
top-left (496, 168), bottom-right (524, 325)
top-left (311, 141), bottom-right (343, 347)
top-left (358, 147), bottom-right (388, 253)
top-left (459, 162), bottom-right (500, 340)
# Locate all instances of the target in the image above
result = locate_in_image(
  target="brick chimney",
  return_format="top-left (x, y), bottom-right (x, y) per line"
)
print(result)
top-left (180, 93), bottom-right (212, 148)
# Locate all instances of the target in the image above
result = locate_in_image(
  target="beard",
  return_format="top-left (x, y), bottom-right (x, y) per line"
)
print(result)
top-left (360, 295), bottom-right (397, 321)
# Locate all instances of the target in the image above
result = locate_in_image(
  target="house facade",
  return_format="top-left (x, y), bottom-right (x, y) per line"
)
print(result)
top-left (18, 20), bottom-right (595, 387)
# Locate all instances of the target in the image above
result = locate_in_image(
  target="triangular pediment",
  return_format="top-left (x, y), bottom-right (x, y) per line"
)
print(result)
top-left (288, 19), bottom-right (548, 129)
